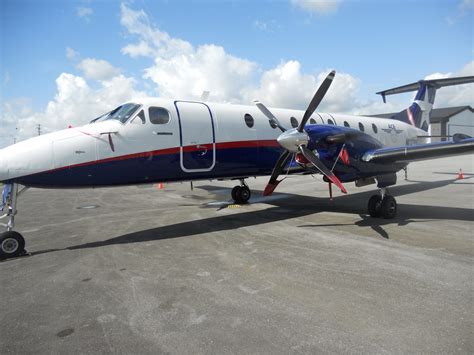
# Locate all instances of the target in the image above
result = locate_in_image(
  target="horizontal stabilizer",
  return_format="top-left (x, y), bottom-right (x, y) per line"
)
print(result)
top-left (362, 138), bottom-right (474, 163)
top-left (377, 76), bottom-right (474, 102)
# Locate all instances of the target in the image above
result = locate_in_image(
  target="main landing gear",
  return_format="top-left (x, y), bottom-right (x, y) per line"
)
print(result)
top-left (231, 179), bottom-right (251, 204)
top-left (0, 183), bottom-right (28, 259)
top-left (367, 187), bottom-right (397, 219)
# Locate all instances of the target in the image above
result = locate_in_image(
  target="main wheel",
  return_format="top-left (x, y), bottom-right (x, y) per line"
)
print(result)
top-left (380, 196), bottom-right (397, 219)
top-left (234, 186), bottom-right (251, 204)
top-left (368, 195), bottom-right (382, 217)
top-left (231, 186), bottom-right (240, 202)
top-left (0, 231), bottom-right (25, 258)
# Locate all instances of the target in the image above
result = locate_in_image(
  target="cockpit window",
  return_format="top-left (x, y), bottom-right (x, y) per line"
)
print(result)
top-left (92, 103), bottom-right (141, 124)
top-left (135, 110), bottom-right (146, 124)
top-left (149, 107), bottom-right (170, 124)
top-left (104, 103), bottom-right (141, 123)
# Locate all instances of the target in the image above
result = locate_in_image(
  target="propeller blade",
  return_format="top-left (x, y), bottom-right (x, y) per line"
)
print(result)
top-left (297, 70), bottom-right (336, 133)
top-left (254, 100), bottom-right (287, 132)
top-left (299, 145), bottom-right (347, 194)
top-left (263, 150), bottom-right (292, 196)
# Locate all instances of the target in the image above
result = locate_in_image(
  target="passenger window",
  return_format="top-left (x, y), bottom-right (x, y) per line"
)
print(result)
top-left (244, 113), bottom-right (254, 128)
top-left (344, 121), bottom-right (350, 128)
top-left (290, 117), bottom-right (298, 128)
top-left (358, 122), bottom-right (365, 132)
top-left (149, 107), bottom-right (170, 124)
top-left (309, 118), bottom-right (316, 124)
top-left (372, 123), bottom-right (378, 133)
top-left (327, 119), bottom-right (334, 125)
top-left (269, 120), bottom-right (278, 129)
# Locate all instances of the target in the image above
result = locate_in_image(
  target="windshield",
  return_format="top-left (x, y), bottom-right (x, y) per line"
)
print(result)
top-left (91, 103), bottom-right (141, 124)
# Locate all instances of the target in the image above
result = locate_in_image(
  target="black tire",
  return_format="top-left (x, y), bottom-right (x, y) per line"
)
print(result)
top-left (368, 195), bottom-right (382, 218)
top-left (231, 186), bottom-right (240, 202)
top-left (0, 231), bottom-right (25, 258)
top-left (235, 186), bottom-right (251, 204)
top-left (381, 196), bottom-right (397, 219)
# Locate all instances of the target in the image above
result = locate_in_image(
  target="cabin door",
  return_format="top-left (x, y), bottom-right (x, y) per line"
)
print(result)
top-left (174, 101), bottom-right (216, 172)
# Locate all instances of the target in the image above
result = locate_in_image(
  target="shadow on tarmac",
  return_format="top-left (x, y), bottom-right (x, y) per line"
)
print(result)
top-left (14, 177), bottom-right (474, 258)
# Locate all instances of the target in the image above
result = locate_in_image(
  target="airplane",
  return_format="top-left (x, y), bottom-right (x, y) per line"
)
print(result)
top-left (0, 71), bottom-right (473, 258)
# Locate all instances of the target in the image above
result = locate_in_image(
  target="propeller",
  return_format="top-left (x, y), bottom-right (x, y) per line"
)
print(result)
top-left (254, 100), bottom-right (287, 132)
top-left (297, 70), bottom-right (336, 133)
top-left (256, 70), bottom-right (347, 196)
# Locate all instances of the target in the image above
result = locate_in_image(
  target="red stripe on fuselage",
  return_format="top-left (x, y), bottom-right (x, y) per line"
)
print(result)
top-left (43, 139), bottom-right (279, 174)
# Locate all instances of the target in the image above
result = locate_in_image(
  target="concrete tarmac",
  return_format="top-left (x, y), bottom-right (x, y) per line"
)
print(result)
top-left (1, 156), bottom-right (473, 354)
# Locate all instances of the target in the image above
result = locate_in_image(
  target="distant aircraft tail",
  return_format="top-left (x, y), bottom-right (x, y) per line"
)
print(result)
top-left (377, 76), bottom-right (474, 132)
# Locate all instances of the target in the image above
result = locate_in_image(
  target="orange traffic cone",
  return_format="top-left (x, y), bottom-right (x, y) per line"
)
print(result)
top-left (457, 169), bottom-right (464, 180)
top-left (157, 183), bottom-right (164, 189)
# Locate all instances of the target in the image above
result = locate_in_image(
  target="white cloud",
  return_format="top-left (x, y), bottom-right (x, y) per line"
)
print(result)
top-left (445, 0), bottom-right (473, 25)
top-left (122, 40), bottom-right (154, 58)
top-left (120, 4), bottom-right (256, 102)
top-left (253, 20), bottom-right (279, 33)
top-left (460, 0), bottom-right (474, 11)
top-left (76, 58), bottom-right (121, 81)
top-left (291, 0), bottom-right (341, 15)
top-left (254, 20), bottom-right (268, 32)
top-left (244, 61), bottom-right (359, 113)
top-left (0, 72), bottom-right (147, 147)
top-left (2, 3), bottom-right (471, 148)
top-left (66, 47), bottom-right (79, 61)
top-left (424, 61), bottom-right (474, 108)
top-left (76, 7), bottom-right (93, 21)
top-left (119, 3), bottom-right (357, 110)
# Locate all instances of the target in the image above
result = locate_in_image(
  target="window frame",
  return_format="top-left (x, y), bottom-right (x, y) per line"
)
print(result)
top-left (148, 106), bottom-right (172, 125)
top-left (371, 123), bottom-right (378, 134)
top-left (244, 113), bottom-right (255, 128)
top-left (290, 116), bottom-right (299, 128)
top-left (129, 108), bottom-right (146, 124)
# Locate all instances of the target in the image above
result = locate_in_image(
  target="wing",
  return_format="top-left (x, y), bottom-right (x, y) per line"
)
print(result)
top-left (362, 137), bottom-right (474, 163)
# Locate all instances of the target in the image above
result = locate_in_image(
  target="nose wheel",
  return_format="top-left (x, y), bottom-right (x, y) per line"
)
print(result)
top-left (0, 231), bottom-right (25, 258)
top-left (231, 179), bottom-right (251, 204)
top-left (1, 183), bottom-right (28, 259)
top-left (368, 189), bottom-right (397, 219)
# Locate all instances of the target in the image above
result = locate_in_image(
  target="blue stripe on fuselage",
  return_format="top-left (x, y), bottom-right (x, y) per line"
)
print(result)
top-left (14, 146), bottom-right (283, 188)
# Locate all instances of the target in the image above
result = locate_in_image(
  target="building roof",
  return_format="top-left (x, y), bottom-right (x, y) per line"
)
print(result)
top-left (367, 105), bottom-right (473, 123)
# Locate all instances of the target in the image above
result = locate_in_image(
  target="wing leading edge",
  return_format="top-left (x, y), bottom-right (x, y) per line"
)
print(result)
top-left (362, 138), bottom-right (474, 163)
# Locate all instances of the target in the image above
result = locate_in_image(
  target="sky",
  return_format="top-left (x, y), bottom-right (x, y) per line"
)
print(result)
top-left (0, 0), bottom-right (473, 148)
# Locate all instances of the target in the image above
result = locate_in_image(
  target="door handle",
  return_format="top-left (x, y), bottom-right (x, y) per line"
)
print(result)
top-left (196, 145), bottom-right (207, 156)
top-left (153, 131), bottom-right (173, 136)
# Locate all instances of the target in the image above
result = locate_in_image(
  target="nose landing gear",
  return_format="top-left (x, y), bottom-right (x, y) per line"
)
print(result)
top-left (0, 183), bottom-right (27, 259)
top-left (367, 187), bottom-right (397, 219)
top-left (231, 179), bottom-right (251, 204)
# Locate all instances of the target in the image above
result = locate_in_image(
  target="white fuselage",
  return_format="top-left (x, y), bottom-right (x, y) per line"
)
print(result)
top-left (0, 98), bottom-right (424, 185)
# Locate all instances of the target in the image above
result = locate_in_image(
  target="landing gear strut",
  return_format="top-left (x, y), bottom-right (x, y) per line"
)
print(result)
top-left (0, 183), bottom-right (27, 258)
top-left (368, 188), bottom-right (397, 219)
top-left (231, 179), bottom-right (251, 204)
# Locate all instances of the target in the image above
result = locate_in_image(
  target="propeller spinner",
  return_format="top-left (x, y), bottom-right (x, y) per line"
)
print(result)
top-left (255, 70), bottom-right (347, 196)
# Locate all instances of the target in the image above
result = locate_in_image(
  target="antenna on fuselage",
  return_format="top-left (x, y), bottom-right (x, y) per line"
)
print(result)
top-left (201, 91), bottom-right (210, 101)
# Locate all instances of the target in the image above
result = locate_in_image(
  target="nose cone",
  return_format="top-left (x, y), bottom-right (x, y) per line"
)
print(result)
top-left (277, 129), bottom-right (309, 152)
